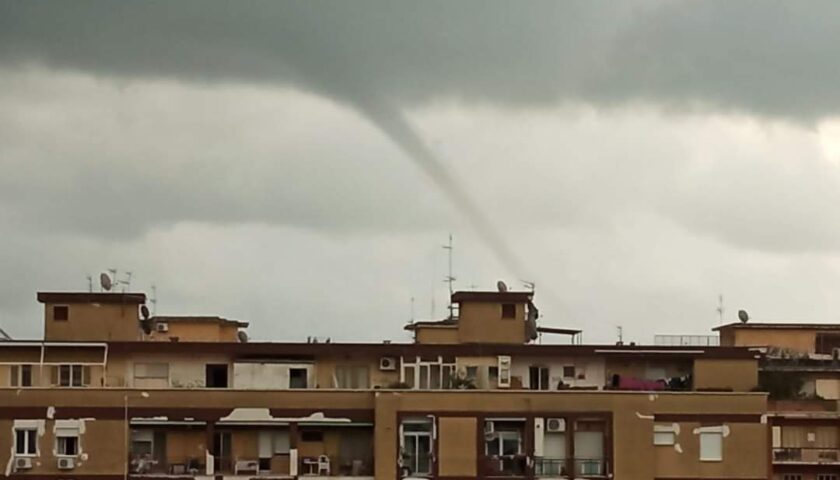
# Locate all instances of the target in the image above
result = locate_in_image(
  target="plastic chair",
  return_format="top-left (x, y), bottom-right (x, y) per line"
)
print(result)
top-left (317, 455), bottom-right (330, 476)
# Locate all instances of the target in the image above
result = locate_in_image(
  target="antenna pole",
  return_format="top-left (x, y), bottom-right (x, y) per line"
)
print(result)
top-left (86, 275), bottom-right (93, 293)
top-left (716, 294), bottom-right (725, 324)
top-left (410, 296), bottom-right (415, 322)
top-left (150, 284), bottom-right (158, 315)
top-left (443, 234), bottom-right (455, 319)
top-left (617, 326), bottom-right (624, 344)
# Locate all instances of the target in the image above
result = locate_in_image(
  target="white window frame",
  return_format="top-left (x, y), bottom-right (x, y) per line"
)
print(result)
top-left (15, 428), bottom-right (37, 457)
top-left (56, 434), bottom-right (79, 457)
top-left (401, 357), bottom-right (456, 390)
top-left (653, 424), bottom-right (676, 446)
top-left (10, 365), bottom-right (33, 387)
top-left (400, 418), bottom-right (434, 476)
top-left (699, 428), bottom-right (723, 462)
top-left (58, 364), bottom-right (86, 387)
top-left (497, 356), bottom-right (511, 388)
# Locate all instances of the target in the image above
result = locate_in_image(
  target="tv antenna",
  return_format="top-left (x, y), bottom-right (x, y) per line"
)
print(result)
top-left (86, 275), bottom-right (93, 293)
top-left (617, 326), bottom-right (624, 344)
top-left (119, 271), bottom-right (133, 292)
top-left (443, 234), bottom-right (456, 319)
top-left (150, 284), bottom-right (158, 315)
top-left (522, 280), bottom-right (536, 292)
top-left (716, 294), bottom-right (725, 323)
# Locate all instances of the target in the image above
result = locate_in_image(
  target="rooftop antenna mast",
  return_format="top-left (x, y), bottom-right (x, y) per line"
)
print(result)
top-left (119, 271), bottom-right (133, 293)
top-left (86, 275), bottom-right (93, 293)
top-left (617, 326), bottom-right (624, 344)
top-left (716, 294), bottom-right (725, 324)
top-left (150, 284), bottom-right (158, 315)
top-left (443, 234), bottom-right (456, 319)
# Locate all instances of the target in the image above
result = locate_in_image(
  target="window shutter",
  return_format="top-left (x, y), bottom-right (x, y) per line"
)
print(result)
top-left (51, 366), bottom-right (58, 386)
top-left (82, 366), bottom-right (91, 386)
top-left (10, 366), bottom-right (18, 387)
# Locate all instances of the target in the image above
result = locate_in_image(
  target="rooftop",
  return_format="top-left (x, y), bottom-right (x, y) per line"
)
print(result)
top-left (152, 315), bottom-right (249, 328)
top-left (713, 322), bottom-right (840, 331)
top-left (451, 291), bottom-right (533, 303)
top-left (37, 292), bottom-right (147, 305)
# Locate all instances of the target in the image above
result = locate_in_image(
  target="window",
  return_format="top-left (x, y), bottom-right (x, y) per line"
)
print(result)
top-left (574, 420), bottom-right (605, 476)
top-left (401, 419), bottom-right (433, 477)
top-left (699, 430), bottom-right (723, 461)
top-left (817, 475), bottom-right (837, 480)
top-left (53, 305), bottom-right (69, 321)
top-left (497, 356), bottom-right (511, 388)
top-left (273, 431), bottom-right (290, 454)
top-left (653, 425), bottom-right (676, 446)
top-left (783, 475), bottom-right (802, 480)
top-left (501, 303), bottom-right (516, 318)
top-left (57, 365), bottom-right (88, 387)
top-left (289, 368), bottom-right (308, 389)
top-left (401, 357), bottom-right (456, 390)
top-left (335, 365), bottom-right (369, 389)
top-left (10, 365), bottom-right (33, 387)
top-left (562, 366), bottom-right (576, 378)
top-left (131, 430), bottom-right (153, 457)
top-left (56, 434), bottom-right (79, 456)
top-left (486, 430), bottom-right (522, 456)
top-left (15, 428), bottom-right (37, 456)
top-left (529, 366), bottom-right (550, 390)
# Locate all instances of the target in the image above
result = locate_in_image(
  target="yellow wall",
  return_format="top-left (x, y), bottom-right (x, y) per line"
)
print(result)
top-left (147, 322), bottom-right (240, 343)
top-left (655, 422), bottom-right (768, 478)
top-left (438, 417), bottom-right (477, 477)
top-left (414, 327), bottom-right (459, 345)
top-left (457, 302), bottom-right (526, 344)
top-left (732, 329), bottom-right (817, 353)
top-left (44, 302), bottom-right (140, 342)
top-left (693, 359), bottom-right (758, 392)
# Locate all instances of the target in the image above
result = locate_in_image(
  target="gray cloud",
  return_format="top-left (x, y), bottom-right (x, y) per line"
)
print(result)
top-left (2, 1), bottom-right (840, 121)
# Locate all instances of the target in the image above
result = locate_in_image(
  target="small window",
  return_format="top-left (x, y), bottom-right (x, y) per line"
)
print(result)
top-left (562, 366), bottom-right (575, 378)
top-left (501, 303), bottom-right (516, 318)
top-left (273, 431), bottom-right (290, 454)
top-left (53, 305), bottom-right (69, 321)
top-left (57, 365), bottom-right (88, 387)
top-left (653, 431), bottom-right (675, 445)
top-left (699, 431), bottom-right (723, 461)
top-left (783, 475), bottom-right (803, 480)
top-left (57, 435), bottom-right (78, 456)
top-left (289, 368), bottom-right (308, 389)
top-left (15, 428), bottom-right (37, 456)
top-left (817, 475), bottom-right (837, 480)
top-left (300, 430), bottom-right (323, 442)
top-left (10, 365), bottom-right (33, 387)
top-left (334, 365), bottom-right (369, 389)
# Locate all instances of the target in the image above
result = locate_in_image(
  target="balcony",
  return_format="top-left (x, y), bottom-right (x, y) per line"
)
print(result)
top-left (532, 457), bottom-right (606, 478)
top-left (773, 447), bottom-right (840, 464)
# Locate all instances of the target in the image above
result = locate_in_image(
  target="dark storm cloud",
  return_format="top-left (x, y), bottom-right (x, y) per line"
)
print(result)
top-left (2, 0), bottom-right (840, 120)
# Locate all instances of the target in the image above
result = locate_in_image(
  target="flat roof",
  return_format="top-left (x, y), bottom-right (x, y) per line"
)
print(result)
top-left (713, 322), bottom-right (840, 332)
top-left (152, 316), bottom-right (249, 328)
top-left (37, 292), bottom-right (146, 305)
top-left (537, 326), bottom-right (582, 336)
top-left (100, 341), bottom-right (760, 359)
top-left (451, 291), bottom-right (533, 303)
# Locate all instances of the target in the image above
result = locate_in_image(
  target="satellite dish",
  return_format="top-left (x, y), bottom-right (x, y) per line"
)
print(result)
top-left (738, 309), bottom-right (749, 323)
top-left (100, 273), bottom-right (113, 291)
top-left (237, 331), bottom-right (249, 343)
top-left (139, 318), bottom-right (153, 335)
top-left (497, 280), bottom-right (508, 292)
top-left (140, 305), bottom-right (150, 320)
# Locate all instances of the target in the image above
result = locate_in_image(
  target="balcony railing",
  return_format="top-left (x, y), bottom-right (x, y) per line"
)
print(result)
top-left (773, 447), bottom-right (840, 464)
top-left (532, 458), bottom-right (606, 478)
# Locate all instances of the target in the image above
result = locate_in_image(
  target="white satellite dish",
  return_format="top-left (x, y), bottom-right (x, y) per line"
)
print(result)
top-left (100, 273), bottom-right (113, 291)
top-left (497, 280), bottom-right (508, 292)
top-left (140, 305), bottom-right (150, 320)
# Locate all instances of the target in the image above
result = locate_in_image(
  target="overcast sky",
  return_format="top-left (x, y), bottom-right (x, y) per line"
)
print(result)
top-left (3, 0), bottom-right (840, 343)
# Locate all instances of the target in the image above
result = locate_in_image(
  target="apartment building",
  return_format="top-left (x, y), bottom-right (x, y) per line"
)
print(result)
top-left (716, 322), bottom-right (840, 480)
top-left (0, 289), bottom-right (769, 480)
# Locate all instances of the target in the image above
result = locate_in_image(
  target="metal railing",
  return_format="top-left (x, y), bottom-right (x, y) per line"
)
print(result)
top-left (773, 447), bottom-right (840, 463)
top-left (654, 335), bottom-right (720, 346)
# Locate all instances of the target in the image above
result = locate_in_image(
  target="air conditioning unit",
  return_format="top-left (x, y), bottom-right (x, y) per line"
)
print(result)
top-left (546, 418), bottom-right (565, 432)
top-left (155, 322), bottom-right (169, 333)
top-left (379, 357), bottom-right (397, 371)
top-left (14, 458), bottom-right (32, 470)
top-left (57, 457), bottom-right (75, 470)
